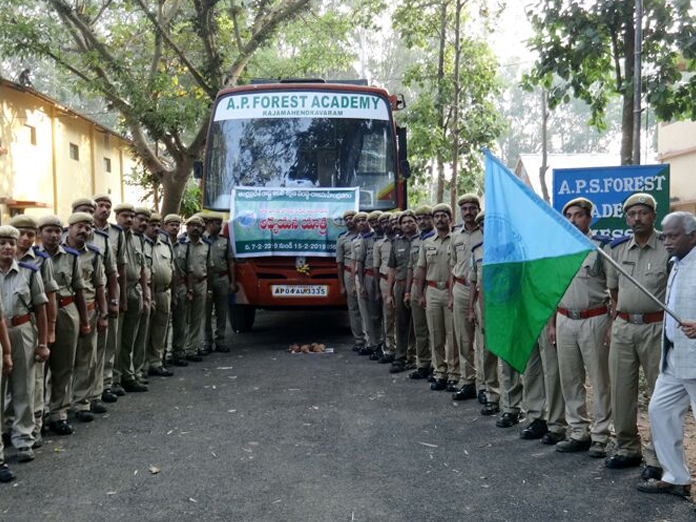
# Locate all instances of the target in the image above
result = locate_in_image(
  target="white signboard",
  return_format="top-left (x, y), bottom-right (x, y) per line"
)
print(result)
top-left (214, 91), bottom-right (390, 121)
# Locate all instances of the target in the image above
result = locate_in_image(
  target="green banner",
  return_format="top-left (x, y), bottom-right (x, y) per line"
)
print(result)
top-left (230, 187), bottom-right (358, 258)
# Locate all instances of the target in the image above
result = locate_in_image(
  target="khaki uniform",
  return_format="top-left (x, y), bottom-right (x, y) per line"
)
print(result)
top-left (556, 234), bottom-right (611, 443)
top-left (71, 244), bottom-right (105, 412)
top-left (115, 230), bottom-right (145, 385)
top-left (389, 234), bottom-right (417, 365)
top-left (417, 231), bottom-right (457, 381)
top-left (132, 234), bottom-right (153, 379)
top-left (42, 245), bottom-right (83, 422)
top-left (409, 232), bottom-right (433, 369)
top-left (1, 260), bottom-right (48, 449)
top-left (0, 300), bottom-right (4, 462)
top-left (204, 233), bottom-right (232, 350)
top-left (171, 237), bottom-right (190, 359)
top-left (450, 226), bottom-right (482, 386)
top-left (337, 231), bottom-right (366, 349)
top-left (374, 235), bottom-right (395, 355)
top-left (97, 222), bottom-right (126, 393)
top-left (607, 230), bottom-right (669, 466)
top-left (354, 232), bottom-right (382, 348)
top-left (185, 237), bottom-right (212, 355)
top-left (147, 236), bottom-right (173, 369)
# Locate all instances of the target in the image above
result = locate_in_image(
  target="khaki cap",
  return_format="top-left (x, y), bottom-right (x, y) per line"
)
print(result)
top-left (414, 205), bottom-right (433, 216)
top-left (163, 214), bottom-right (182, 224)
top-left (185, 215), bottom-right (205, 227)
top-left (93, 193), bottom-right (112, 204)
top-left (38, 215), bottom-right (63, 229)
top-left (149, 212), bottom-right (162, 223)
top-left (204, 212), bottom-right (225, 221)
top-left (342, 209), bottom-right (357, 219)
top-left (623, 193), bottom-right (657, 212)
top-left (378, 212), bottom-right (391, 222)
top-left (390, 212), bottom-right (402, 221)
top-left (562, 197), bottom-right (594, 215)
top-left (367, 210), bottom-right (383, 221)
top-left (68, 212), bottom-right (94, 226)
top-left (353, 212), bottom-right (368, 221)
top-left (9, 215), bottom-right (38, 230)
top-left (475, 210), bottom-right (485, 223)
top-left (0, 226), bottom-right (19, 240)
top-left (134, 207), bottom-right (152, 218)
top-left (457, 193), bottom-right (480, 207)
top-left (432, 203), bottom-right (452, 217)
top-left (114, 203), bottom-right (135, 214)
top-left (71, 197), bottom-right (96, 211)
top-left (399, 209), bottom-right (417, 224)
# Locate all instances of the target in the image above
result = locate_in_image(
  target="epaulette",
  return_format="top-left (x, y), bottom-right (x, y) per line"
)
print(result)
top-left (63, 246), bottom-right (79, 256)
top-left (202, 237), bottom-right (212, 245)
top-left (177, 236), bottom-right (187, 244)
top-left (62, 226), bottom-right (69, 233)
top-left (86, 244), bottom-right (102, 255)
top-left (110, 223), bottom-right (124, 232)
top-left (421, 230), bottom-right (435, 240)
top-left (592, 234), bottom-right (611, 247)
top-left (144, 237), bottom-right (154, 245)
top-left (362, 232), bottom-right (374, 239)
top-left (338, 230), bottom-right (348, 237)
top-left (610, 236), bottom-right (631, 249)
top-left (18, 261), bottom-right (39, 272)
top-left (472, 241), bottom-right (483, 252)
top-left (32, 246), bottom-right (50, 259)
top-left (94, 229), bottom-right (109, 238)
top-left (452, 223), bottom-right (463, 231)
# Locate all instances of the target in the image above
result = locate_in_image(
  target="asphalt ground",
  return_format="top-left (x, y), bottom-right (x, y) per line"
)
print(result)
top-left (0, 309), bottom-right (693, 521)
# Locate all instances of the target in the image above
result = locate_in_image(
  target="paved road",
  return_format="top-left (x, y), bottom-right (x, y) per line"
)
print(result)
top-left (1, 310), bottom-right (692, 521)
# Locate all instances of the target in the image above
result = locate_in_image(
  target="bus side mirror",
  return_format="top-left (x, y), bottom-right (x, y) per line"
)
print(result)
top-left (397, 126), bottom-right (410, 179)
top-left (400, 160), bottom-right (411, 179)
top-left (193, 159), bottom-right (203, 180)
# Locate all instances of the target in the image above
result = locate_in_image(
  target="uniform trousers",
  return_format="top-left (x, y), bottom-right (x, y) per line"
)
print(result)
top-left (379, 277), bottom-right (396, 355)
top-left (115, 285), bottom-right (143, 385)
top-left (343, 271), bottom-right (366, 348)
top-left (205, 275), bottom-right (229, 349)
top-left (47, 303), bottom-right (79, 421)
top-left (171, 285), bottom-right (189, 359)
top-left (72, 309), bottom-right (98, 412)
top-left (474, 300), bottom-right (499, 403)
top-left (523, 338), bottom-right (567, 434)
top-left (132, 304), bottom-right (151, 379)
top-left (2, 322), bottom-right (37, 448)
top-left (147, 289), bottom-right (171, 369)
top-left (452, 281), bottom-right (476, 386)
top-left (410, 286), bottom-right (430, 369)
top-left (358, 275), bottom-right (382, 348)
top-left (425, 286), bottom-right (457, 381)
top-left (102, 315), bottom-right (119, 391)
top-left (185, 280), bottom-right (207, 356)
top-left (393, 280), bottom-right (411, 364)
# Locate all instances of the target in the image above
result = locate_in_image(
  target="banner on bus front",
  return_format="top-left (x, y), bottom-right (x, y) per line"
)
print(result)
top-left (230, 187), bottom-right (359, 258)
top-left (552, 164), bottom-right (670, 239)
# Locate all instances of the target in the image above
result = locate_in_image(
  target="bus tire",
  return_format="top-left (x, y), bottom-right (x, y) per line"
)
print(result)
top-left (230, 304), bottom-right (256, 333)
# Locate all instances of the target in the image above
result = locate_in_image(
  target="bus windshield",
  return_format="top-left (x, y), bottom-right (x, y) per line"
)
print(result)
top-left (204, 90), bottom-right (397, 211)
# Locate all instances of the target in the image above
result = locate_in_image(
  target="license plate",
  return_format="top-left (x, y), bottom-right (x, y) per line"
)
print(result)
top-left (271, 285), bottom-right (328, 297)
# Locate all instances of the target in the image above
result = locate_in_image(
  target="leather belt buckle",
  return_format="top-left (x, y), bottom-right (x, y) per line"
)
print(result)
top-left (436, 281), bottom-right (446, 290)
top-left (568, 310), bottom-right (582, 320)
top-left (629, 313), bottom-right (644, 325)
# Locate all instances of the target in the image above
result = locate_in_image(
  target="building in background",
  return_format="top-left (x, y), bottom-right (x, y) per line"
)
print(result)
top-left (657, 120), bottom-right (696, 214)
top-left (0, 77), bottom-right (144, 223)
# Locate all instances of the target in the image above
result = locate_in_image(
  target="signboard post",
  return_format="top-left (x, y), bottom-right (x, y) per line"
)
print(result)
top-left (553, 164), bottom-right (670, 238)
top-left (230, 187), bottom-right (358, 258)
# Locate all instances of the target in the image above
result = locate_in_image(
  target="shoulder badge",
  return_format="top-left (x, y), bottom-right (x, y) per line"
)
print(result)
top-left (18, 260), bottom-right (39, 272)
top-left (63, 246), bottom-right (80, 256)
top-left (452, 223), bottom-right (462, 231)
top-left (86, 244), bottom-right (102, 255)
top-left (32, 246), bottom-right (50, 259)
top-left (338, 230), bottom-right (348, 237)
top-left (472, 241), bottom-right (483, 252)
top-left (94, 228), bottom-right (109, 238)
top-left (177, 236), bottom-right (187, 244)
top-left (609, 236), bottom-right (630, 249)
top-left (421, 231), bottom-right (435, 240)
top-left (592, 234), bottom-right (611, 247)
top-left (110, 223), bottom-right (124, 232)
top-left (202, 237), bottom-right (212, 245)
top-left (144, 237), bottom-right (154, 245)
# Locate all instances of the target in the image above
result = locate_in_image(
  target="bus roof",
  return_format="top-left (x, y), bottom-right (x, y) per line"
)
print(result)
top-left (216, 82), bottom-right (393, 101)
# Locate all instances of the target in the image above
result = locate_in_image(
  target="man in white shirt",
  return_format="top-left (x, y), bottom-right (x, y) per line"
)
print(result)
top-left (638, 211), bottom-right (696, 499)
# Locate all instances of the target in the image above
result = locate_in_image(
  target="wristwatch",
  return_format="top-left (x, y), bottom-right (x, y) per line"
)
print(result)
top-left (110, 299), bottom-right (119, 306)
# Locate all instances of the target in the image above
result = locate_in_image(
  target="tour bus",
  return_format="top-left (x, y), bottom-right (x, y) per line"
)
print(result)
top-left (202, 79), bottom-right (410, 331)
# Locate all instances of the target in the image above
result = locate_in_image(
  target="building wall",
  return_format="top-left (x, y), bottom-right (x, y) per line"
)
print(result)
top-left (657, 120), bottom-right (696, 212)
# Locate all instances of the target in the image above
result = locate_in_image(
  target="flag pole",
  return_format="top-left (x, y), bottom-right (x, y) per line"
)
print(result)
top-left (595, 247), bottom-right (683, 324)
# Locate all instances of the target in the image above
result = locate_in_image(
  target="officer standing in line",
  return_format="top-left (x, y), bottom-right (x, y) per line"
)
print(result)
top-left (375, 212), bottom-right (396, 363)
top-left (204, 212), bottom-right (235, 354)
top-left (66, 213), bottom-right (107, 422)
top-left (551, 197), bottom-right (611, 455)
top-left (183, 215), bottom-right (212, 361)
top-left (0, 225), bottom-right (48, 463)
top-left (92, 194), bottom-right (127, 404)
top-left (353, 211), bottom-right (383, 357)
top-left (448, 194), bottom-right (482, 401)
top-left (113, 203), bottom-right (149, 393)
top-left (0, 296), bottom-right (13, 482)
top-left (387, 210), bottom-right (418, 373)
top-left (10, 215), bottom-right (57, 444)
top-left (336, 210), bottom-right (366, 352)
top-left (605, 193), bottom-right (669, 480)
top-left (170, 215), bottom-right (191, 367)
top-left (37, 216), bottom-right (88, 436)
top-left (145, 213), bottom-right (174, 377)
top-left (163, 214), bottom-right (182, 364)
top-left (406, 205), bottom-right (435, 380)
top-left (416, 203), bottom-right (458, 392)
top-left (131, 208), bottom-right (153, 384)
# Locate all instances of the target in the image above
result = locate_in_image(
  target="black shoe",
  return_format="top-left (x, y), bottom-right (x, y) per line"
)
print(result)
top-left (541, 431), bottom-right (565, 445)
top-left (198, 348), bottom-right (210, 356)
top-left (496, 412), bottom-right (520, 428)
top-left (0, 463), bottom-right (15, 483)
top-left (101, 389), bottom-right (118, 403)
top-left (430, 378), bottom-right (448, 391)
top-left (427, 374), bottom-right (436, 383)
top-left (636, 480), bottom-right (691, 498)
top-left (452, 383), bottom-right (477, 401)
top-left (556, 438), bottom-right (591, 453)
top-left (352, 345), bottom-right (363, 352)
top-left (90, 400), bottom-right (108, 414)
top-left (520, 419), bottom-right (548, 440)
top-left (32, 435), bottom-right (43, 449)
top-left (185, 354), bottom-right (203, 362)
top-left (1, 433), bottom-right (10, 448)
top-left (389, 363), bottom-right (406, 374)
top-left (148, 366), bottom-right (174, 377)
top-left (405, 362), bottom-right (417, 370)
top-left (378, 354), bottom-right (395, 364)
top-left (172, 357), bottom-right (188, 367)
top-left (112, 384), bottom-right (127, 396)
top-left (481, 402), bottom-right (500, 416)
top-left (409, 367), bottom-right (432, 380)
top-left (122, 380), bottom-right (148, 393)
top-left (48, 420), bottom-right (73, 436)
top-left (75, 410), bottom-right (95, 423)
top-left (642, 465), bottom-right (664, 481)
top-left (16, 447), bottom-right (34, 463)
top-left (477, 389), bottom-right (487, 405)
top-left (359, 346), bottom-right (374, 356)
top-left (445, 381), bottom-right (458, 392)
top-left (605, 454), bottom-right (643, 469)
top-left (137, 376), bottom-right (150, 385)
top-left (215, 344), bottom-right (230, 353)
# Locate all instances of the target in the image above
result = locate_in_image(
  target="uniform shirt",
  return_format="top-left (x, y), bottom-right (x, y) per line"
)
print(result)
top-left (37, 244), bottom-right (84, 299)
top-left (417, 231), bottom-right (452, 284)
top-left (388, 234), bottom-right (417, 281)
top-left (408, 230), bottom-right (435, 273)
top-left (341, 232), bottom-right (360, 270)
top-left (186, 237), bottom-right (212, 280)
top-left (137, 233), bottom-right (154, 284)
top-left (123, 230), bottom-right (145, 288)
top-left (335, 230), bottom-right (352, 265)
top-left (205, 233), bottom-right (231, 277)
top-left (354, 231), bottom-right (376, 271)
top-left (558, 233), bottom-right (610, 311)
top-left (0, 259), bottom-right (48, 318)
top-left (606, 230), bottom-right (669, 314)
top-left (450, 226), bottom-right (482, 280)
top-left (69, 242), bottom-right (106, 302)
top-left (21, 247), bottom-right (58, 294)
top-left (97, 222), bottom-right (127, 267)
top-left (470, 242), bottom-right (484, 289)
top-left (151, 236), bottom-right (174, 291)
top-left (374, 235), bottom-right (392, 276)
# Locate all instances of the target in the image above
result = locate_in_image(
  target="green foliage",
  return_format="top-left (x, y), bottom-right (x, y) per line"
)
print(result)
top-left (180, 180), bottom-right (203, 218)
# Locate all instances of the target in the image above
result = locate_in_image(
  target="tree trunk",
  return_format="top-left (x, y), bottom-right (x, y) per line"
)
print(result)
top-left (435, 0), bottom-right (448, 203)
top-left (539, 89), bottom-right (550, 203)
top-left (620, 16), bottom-right (635, 165)
top-left (160, 157), bottom-right (193, 216)
top-left (449, 0), bottom-right (462, 211)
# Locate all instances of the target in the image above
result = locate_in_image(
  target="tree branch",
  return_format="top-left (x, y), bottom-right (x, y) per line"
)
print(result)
top-left (608, 25), bottom-right (623, 92)
top-left (230, 0), bottom-right (244, 51)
